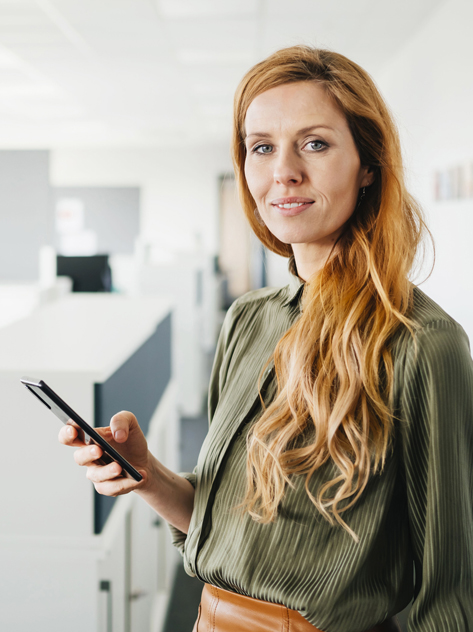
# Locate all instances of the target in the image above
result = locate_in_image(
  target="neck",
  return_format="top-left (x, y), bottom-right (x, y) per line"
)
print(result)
top-left (292, 242), bottom-right (337, 281)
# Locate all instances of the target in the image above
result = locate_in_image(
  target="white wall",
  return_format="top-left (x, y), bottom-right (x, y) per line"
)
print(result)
top-left (0, 150), bottom-right (52, 281)
top-left (376, 0), bottom-right (473, 341)
top-left (51, 144), bottom-right (233, 256)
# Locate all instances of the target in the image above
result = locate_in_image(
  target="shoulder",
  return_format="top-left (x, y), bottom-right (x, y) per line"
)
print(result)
top-left (394, 287), bottom-right (470, 352)
top-left (395, 290), bottom-right (473, 444)
top-left (220, 286), bottom-right (288, 356)
top-left (408, 287), bottom-right (470, 354)
top-left (393, 287), bottom-right (472, 398)
top-left (231, 286), bottom-right (288, 310)
top-left (409, 286), bottom-right (464, 332)
top-left (222, 285), bottom-right (289, 332)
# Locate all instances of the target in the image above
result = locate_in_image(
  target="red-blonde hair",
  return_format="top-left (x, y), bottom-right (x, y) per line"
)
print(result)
top-left (232, 46), bottom-right (429, 538)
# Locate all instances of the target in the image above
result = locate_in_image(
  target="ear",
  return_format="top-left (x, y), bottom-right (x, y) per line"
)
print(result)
top-left (360, 165), bottom-right (374, 188)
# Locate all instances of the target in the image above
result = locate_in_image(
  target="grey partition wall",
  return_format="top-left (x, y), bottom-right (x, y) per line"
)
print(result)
top-left (0, 150), bottom-right (53, 281)
top-left (53, 186), bottom-right (140, 255)
top-left (93, 313), bottom-right (172, 533)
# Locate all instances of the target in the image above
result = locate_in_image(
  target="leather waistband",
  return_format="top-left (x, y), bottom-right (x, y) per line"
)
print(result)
top-left (193, 583), bottom-right (401, 632)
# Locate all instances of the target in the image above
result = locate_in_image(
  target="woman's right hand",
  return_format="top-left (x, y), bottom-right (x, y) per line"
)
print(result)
top-left (59, 410), bottom-right (195, 534)
top-left (58, 411), bottom-right (150, 497)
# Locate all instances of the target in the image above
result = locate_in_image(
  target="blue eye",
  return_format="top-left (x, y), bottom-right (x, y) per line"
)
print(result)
top-left (254, 144), bottom-right (272, 154)
top-left (307, 140), bottom-right (326, 151)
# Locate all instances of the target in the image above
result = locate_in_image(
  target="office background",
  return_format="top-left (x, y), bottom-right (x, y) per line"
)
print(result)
top-left (0, 1), bottom-right (471, 631)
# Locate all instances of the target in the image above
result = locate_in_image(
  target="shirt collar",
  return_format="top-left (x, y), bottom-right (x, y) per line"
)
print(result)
top-left (283, 256), bottom-right (305, 307)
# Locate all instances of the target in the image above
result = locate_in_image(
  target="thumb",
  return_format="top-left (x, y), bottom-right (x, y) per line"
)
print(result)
top-left (109, 411), bottom-right (138, 443)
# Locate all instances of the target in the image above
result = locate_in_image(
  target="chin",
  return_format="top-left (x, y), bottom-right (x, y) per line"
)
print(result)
top-left (264, 215), bottom-right (327, 245)
top-left (267, 227), bottom-right (319, 246)
top-left (263, 222), bottom-right (295, 244)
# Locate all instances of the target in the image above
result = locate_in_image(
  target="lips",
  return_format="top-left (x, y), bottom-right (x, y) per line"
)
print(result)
top-left (270, 197), bottom-right (314, 216)
top-left (271, 197), bottom-right (314, 208)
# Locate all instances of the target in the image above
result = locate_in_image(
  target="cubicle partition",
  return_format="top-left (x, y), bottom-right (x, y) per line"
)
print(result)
top-left (137, 254), bottom-right (221, 417)
top-left (94, 312), bottom-right (171, 533)
top-left (0, 294), bottom-right (177, 632)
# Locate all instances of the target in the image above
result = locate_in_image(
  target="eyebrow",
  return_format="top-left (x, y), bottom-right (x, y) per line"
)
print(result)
top-left (245, 125), bottom-right (335, 140)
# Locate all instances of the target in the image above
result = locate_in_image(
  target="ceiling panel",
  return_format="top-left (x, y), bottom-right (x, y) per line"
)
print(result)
top-left (0, 29), bottom-right (68, 45)
top-left (2, 42), bottom-right (85, 62)
top-left (0, 0), bottom-right (448, 146)
top-left (50, 0), bottom-right (170, 59)
top-left (0, 14), bottom-right (47, 26)
top-left (157, 0), bottom-right (258, 19)
top-left (166, 17), bottom-right (258, 53)
top-left (0, 1), bottom-right (43, 16)
top-left (0, 0), bottom-right (66, 45)
top-left (48, 0), bottom-right (160, 25)
top-left (266, 0), bottom-right (438, 18)
top-left (0, 65), bottom-right (39, 86)
top-left (74, 24), bottom-right (170, 59)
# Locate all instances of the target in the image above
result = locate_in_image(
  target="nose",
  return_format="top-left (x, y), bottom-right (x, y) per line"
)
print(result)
top-left (273, 149), bottom-right (303, 186)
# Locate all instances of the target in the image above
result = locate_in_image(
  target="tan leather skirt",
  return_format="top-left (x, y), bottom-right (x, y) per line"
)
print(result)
top-left (192, 584), bottom-right (402, 632)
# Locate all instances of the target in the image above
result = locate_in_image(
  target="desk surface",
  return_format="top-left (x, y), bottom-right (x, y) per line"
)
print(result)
top-left (0, 294), bottom-right (172, 380)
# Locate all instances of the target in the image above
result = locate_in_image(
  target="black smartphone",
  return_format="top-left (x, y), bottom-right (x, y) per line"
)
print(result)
top-left (20, 376), bottom-right (142, 482)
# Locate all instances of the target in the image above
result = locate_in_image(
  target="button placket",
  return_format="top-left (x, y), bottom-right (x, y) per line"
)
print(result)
top-left (194, 363), bottom-right (277, 576)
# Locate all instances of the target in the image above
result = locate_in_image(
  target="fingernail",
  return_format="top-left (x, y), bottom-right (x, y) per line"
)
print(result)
top-left (91, 447), bottom-right (98, 456)
top-left (114, 430), bottom-right (126, 442)
top-left (67, 426), bottom-right (74, 436)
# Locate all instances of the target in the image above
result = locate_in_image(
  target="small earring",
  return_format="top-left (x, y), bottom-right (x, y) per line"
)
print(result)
top-left (357, 186), bottom-right (366, 208)
top-left (254, 207), bottom-right (265, 226)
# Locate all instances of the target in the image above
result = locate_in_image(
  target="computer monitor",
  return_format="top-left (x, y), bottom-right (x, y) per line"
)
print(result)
top-left (56, 255), bottom-right (112, 292)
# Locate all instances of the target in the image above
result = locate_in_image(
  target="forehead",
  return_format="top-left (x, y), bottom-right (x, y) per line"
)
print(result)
top-left (244, 81), bottom-right (348, 136)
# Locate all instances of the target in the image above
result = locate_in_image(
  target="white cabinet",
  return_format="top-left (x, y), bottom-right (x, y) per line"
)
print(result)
top-left (0, 295), bottom-right (178, 632)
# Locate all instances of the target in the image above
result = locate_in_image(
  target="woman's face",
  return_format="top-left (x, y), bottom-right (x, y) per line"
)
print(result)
top-left (244, 81), bottom-right (371, 271)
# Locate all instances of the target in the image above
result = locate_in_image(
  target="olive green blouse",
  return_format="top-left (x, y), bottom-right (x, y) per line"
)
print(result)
top-left (169, 273), bottom-right (473, 632)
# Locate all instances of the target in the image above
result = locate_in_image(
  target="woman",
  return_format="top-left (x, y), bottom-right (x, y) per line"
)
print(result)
top-left (60, 47), bottom-right (473, 632)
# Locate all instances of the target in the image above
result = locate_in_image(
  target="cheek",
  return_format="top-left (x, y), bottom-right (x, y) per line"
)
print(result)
top-left (244, 160), bottom-right (268, 202)
top-left (323, 158), bottom-right (361, 202)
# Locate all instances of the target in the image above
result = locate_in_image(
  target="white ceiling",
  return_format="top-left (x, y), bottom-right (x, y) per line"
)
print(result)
top-left (0, 0), bottom-right (446, 147)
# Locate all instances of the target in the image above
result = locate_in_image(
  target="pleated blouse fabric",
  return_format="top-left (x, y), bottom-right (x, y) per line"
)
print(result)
top-left (169, 274), bottom-right (473, 632)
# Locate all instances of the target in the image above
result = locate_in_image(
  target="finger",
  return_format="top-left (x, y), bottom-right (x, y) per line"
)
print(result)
top-left (58, 424), bottom-right (85, 447)
top-left (86, 461), bottom-right (123, 483)
top-left (73, 444), bottom-right (103, 466)
top-left (94, 475), bottom-right (144, 497)
top-left (109, 411), bottom-right (138, 443)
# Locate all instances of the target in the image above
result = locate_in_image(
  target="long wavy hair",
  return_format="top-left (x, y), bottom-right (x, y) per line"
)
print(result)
top-left (232, 46), bottom-right (430, 538)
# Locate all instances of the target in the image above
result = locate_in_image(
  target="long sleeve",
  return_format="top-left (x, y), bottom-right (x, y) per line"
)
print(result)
top-left (169, 299), bottom-right (243, 554)
top-left (168, 471), bottom-right (197, 554)
top-left (167, 285), bottom-right (473, 629)
top-left (207, 299), bottom-right (244, 424)
top-left (399, 320), bottom-right (473, 631)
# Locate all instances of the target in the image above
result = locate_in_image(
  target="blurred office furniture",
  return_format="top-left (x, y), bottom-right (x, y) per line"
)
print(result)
top-left (0, 295), bottom-right (176, 632)
top-left (111, 252), bottom-right (222, 417)
top-left (53, 187), bottom-right (140, 257)
top-left (162, 414), bottom-right (207, 632)
top-left (138, 255), bottom-right (221, 416)
top-left (0, 276), bottom-right (72, 329)
top-left (57, 254), bottom-right (112, 292)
